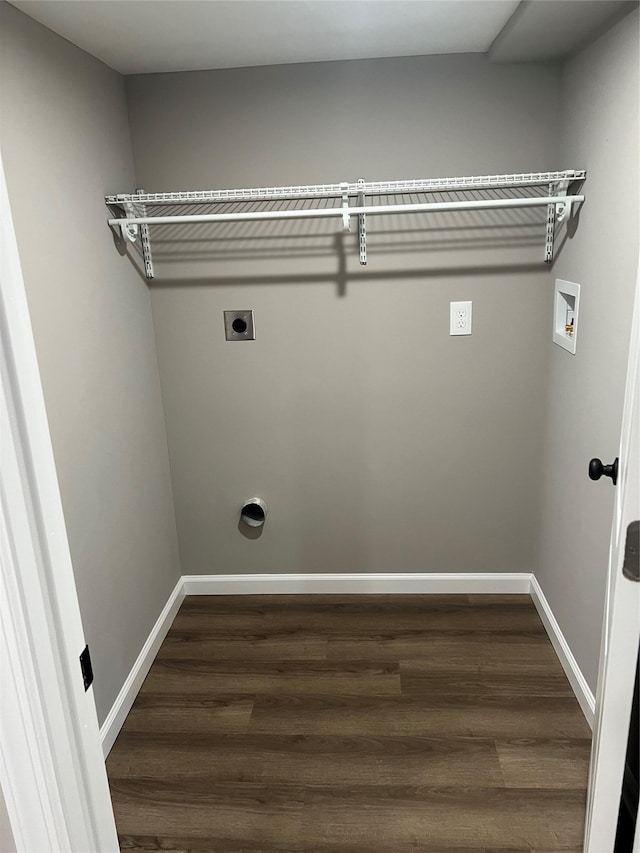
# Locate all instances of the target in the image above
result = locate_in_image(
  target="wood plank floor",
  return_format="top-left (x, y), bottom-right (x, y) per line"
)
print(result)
top-left (106, 594), bottom-right (591, 852)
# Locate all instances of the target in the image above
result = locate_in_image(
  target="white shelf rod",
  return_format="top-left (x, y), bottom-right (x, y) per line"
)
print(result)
top-left (106, 170), bottom-right (585, 207)
top-left (109, 193), bottom-right (584, 230)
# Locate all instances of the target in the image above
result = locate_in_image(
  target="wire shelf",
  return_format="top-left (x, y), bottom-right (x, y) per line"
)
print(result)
top-left (105, 170), bottom-right (586, 278)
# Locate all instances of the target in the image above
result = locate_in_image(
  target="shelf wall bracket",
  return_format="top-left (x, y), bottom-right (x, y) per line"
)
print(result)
top-left (120, 202), bottom-right (138, 244)
top-left (341, 182), bottom-right (351, 232)
top-left (135, 189), bottom-right (154, 280)
top-left (554, 178), bottom-right (572, 224)
top-left (357, 178), bottom-right (367, 265)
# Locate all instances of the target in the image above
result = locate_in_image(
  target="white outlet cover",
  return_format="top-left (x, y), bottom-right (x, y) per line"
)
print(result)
top-left (450, 301), bottom-right (472, 336)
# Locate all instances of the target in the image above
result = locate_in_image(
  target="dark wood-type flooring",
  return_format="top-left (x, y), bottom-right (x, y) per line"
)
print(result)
top-left (106, 594), bottom-right (591, 852)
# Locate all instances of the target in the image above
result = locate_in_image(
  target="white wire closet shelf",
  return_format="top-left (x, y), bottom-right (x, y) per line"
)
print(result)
top-left (105, 169), bottom-right (586, 279)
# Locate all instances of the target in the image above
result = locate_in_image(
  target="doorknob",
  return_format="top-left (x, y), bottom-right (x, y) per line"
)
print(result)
top-left (588, 457), bottom-right (619, 486)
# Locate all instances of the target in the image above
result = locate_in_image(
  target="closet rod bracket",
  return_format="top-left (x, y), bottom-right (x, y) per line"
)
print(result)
top-left (341, 182), bottom-right (351, 232)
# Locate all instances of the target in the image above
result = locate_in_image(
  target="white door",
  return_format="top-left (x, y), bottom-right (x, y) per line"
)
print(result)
top-left (585, 259), bottom-right (640, 851)
top-left (0, 154), bottom-right (119, 850)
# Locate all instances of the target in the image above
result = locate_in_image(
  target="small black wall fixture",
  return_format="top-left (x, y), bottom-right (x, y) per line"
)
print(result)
top-left (79, 645), bottom-right (94, 691)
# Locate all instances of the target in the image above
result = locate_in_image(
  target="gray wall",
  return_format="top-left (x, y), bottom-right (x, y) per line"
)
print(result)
top-left (126, 55), bottom-right (560, 577)
top-left (537, 9), bottom-right (639, 692)
top-left (0, 783), bottom-right (16, 853)
top-left (0, 3), bottom-right (181, 725)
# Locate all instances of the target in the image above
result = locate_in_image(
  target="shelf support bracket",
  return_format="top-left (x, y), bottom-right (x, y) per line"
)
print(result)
top-left (544, 182), bottom-right (556, 264)
top-left (545, 174), bottom-right (575, 264)
top-left (341, 182), bottom-right (351, 232)
top-left (135, 189), bottom-right (154, 280)
top-left (357, 178), bottom-right (367, 265)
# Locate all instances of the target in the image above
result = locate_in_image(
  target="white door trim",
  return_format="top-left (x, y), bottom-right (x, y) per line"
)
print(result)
top-left (584, 253), bottom-right (640, 850)
top-left (0, 154), bottom-right (119, 851)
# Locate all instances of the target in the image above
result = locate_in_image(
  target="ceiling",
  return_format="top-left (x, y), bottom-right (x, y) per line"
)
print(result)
top-left (489, 0), bottom-right (636, 62)
top-left (8, 0), bottom-right (635, 75)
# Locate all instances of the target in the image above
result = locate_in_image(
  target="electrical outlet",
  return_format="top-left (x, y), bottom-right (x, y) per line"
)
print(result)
top-left (450, 301), bottom-right (472, 336)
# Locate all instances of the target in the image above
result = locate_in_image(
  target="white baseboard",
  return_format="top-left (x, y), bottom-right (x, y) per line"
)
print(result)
top-left (530, 574), bottom-right (595, 728)
top-left (182, 572), bottom-right (532, 595)
top-left (99, 577), bottom-right (184, 757)
top-left (100, 571), bottom-right (593, 757)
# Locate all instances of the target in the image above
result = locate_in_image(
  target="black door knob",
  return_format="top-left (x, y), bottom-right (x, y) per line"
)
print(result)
top-left (589, 457), bottom-right (619, 486)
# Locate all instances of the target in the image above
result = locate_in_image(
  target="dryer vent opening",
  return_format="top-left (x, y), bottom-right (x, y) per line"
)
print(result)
top-left (240, 498), bottom-right (267, 528)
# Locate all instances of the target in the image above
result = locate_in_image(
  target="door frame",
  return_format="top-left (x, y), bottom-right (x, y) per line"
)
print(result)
top-left (0, 153), bottom-right (119, 851)
top-left (584, 254), bottom-right (640, 851)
